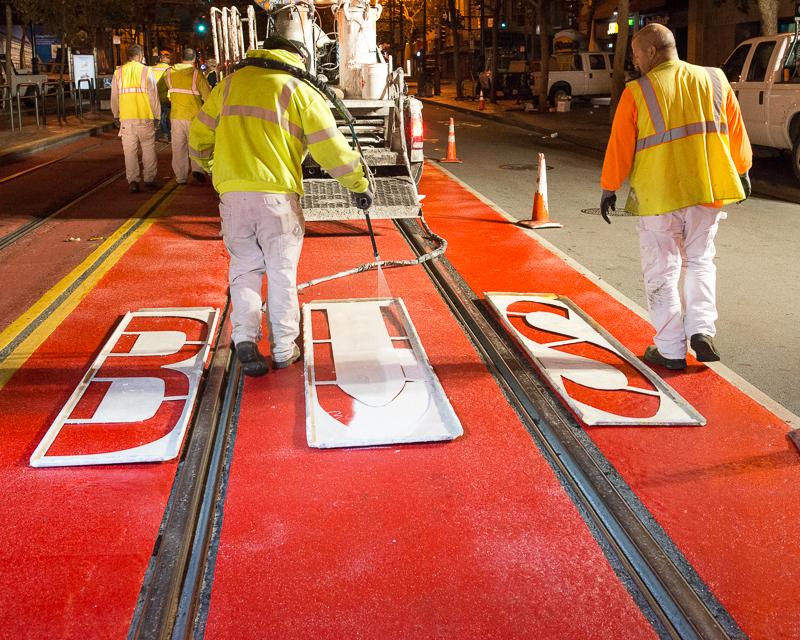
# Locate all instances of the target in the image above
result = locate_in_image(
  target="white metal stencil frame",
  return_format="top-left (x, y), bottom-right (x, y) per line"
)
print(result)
top-left (485, 293), bottom-right (705, 427)
top-left (303, 297), bottom-right (464, 448)
top-left (30, 307), bottom-right (220, 468)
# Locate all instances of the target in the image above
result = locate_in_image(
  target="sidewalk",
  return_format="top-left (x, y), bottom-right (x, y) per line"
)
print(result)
top-left (414, 81), bottom-right (612, 154)
top-left (0, 111), bottom-right (114, 164)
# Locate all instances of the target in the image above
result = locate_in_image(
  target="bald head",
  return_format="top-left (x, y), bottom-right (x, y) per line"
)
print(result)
top-left (182, 48), bottom-right (196, 62)
top-left (632, 24), bottom-right (679, 74)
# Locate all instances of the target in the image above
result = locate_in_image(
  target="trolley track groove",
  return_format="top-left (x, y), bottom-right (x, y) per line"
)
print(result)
top-left (0, 142), bottom-right (170, 252)
top-left (129, 303), bottom-right (242, 640)
top-left (129, 216), bottom-right (745, 640)
top-left (395, 216), bottom-right (745, 640)
top-left (0, 140), bottom-right (108, 184)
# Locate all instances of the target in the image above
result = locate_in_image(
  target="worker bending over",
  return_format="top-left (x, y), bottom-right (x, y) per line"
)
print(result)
top-left (165, 48), bottom-right (210, 184)
top-left (600, 24), bottom-right (752, 371)
top-left (189, 37), bottom-right (373, 376)
top-left (110, 44), bottom-right (161, 193)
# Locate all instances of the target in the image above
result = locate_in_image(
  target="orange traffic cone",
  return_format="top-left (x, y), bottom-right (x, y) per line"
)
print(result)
top-left (478, 90), bottom-right (485, 111)
top-left (518, 153), bottom-right (562, 229)
top-left (439, 117), bottom-right (462, 163)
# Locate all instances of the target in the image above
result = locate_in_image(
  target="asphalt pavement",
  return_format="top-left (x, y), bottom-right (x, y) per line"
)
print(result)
top-left (420, 100), bottom-right (800, 417)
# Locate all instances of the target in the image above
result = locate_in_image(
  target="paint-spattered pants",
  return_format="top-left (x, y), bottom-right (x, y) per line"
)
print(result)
top-left (638, 205), bottom-right (725, 360)
top-left (119, 120), bottom-right (158, 184)
top-left (219, 191), bottom-right (305, 361)
top-left (170, 119), bottom-right (202, 183)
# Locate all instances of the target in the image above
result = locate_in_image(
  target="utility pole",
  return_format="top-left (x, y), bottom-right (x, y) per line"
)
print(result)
top-left (419, 0), bottom-right (427, 96)
top-left (5, 3), bottom-right (13, 91)
top-left (479, 0), bottom-right (485, 66)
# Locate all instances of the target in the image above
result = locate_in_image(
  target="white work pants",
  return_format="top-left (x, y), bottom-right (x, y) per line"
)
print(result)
top-left (638, 205), bottom-right (725, 359)
top-left (170, 119), bottom-right (202, 183)
top-left (220, 191), bottom-right (305, 361)
top-left (119, 120), bottom-right (158, 183)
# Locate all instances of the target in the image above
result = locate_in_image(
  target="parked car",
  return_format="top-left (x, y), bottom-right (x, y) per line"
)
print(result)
top-left (721, 32), bottom-right (800, 181)
top-left (530, 52), bottom-right (613, 104)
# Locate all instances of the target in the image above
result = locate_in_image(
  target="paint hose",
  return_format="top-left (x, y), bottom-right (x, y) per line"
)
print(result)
top-left (297, 214), bottom-right (446, 291)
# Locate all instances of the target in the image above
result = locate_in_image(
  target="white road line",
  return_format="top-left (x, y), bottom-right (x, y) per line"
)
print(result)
top-left (429, 162), bottom-right (799, 429)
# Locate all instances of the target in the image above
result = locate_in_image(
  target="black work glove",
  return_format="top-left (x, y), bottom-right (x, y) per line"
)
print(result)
top-left (113, 117), bottom-right (120, 128)
top-left (600, 190), bottom-right (616, 224)
top-left (152, 118), bottom-right (160, 130)
top-left (740, 172), bottom-right (751, 199)
top-left (354, 189), bottom-right (373, 210)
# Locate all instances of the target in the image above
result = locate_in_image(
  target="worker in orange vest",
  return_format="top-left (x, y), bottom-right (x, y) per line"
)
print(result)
top-left (600, 24), bottom-right (752, 370)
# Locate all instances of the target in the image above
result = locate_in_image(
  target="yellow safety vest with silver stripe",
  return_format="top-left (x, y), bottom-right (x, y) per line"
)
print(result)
top-left (188, 48), bottom-right (368, 196)
top-left (165, 63), bottom-right (210, 121)
top-left (152, 62), bottom-right (170, 102)
top-left (114, 61), bottom-right (155, 120)
top-left (625, 60), bottom-right (744, 216)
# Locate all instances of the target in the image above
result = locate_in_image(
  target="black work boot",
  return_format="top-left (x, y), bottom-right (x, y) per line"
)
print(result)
top-left (236, 341), bottom-right (269, 377)
top-left (273, 344), bottom-right (301, 370)
top-left (690, 334), bottom-right (720, 362)
top-left (192, 171), bottom-right (207, 184)
top-left (144, 181), bottom-right (160, 191)
top-left (643, 345), bottom-right (687, 371)
top-left (129, 182), bottom-right (140, 193)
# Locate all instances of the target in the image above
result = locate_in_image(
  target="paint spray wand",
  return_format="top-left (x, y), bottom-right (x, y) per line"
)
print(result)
top-left (359, 197), bottom-right (381, 263)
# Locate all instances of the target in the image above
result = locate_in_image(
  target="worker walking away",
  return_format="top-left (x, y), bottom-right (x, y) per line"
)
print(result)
top-left (204, 58), bottom-right (218, 88)
top-left (111, 44), bottom-right (161, 193)
top-left (189, 37), bottom-right (373, 376)
top-left (152, 51), bottom-right (172, 141)
top-left (165, 48), bottom-right (210, 184)
top-left (600, 24), bottom-right (752, 371)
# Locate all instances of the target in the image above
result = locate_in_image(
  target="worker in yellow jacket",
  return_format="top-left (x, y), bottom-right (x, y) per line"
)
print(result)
top-left (600, 24), bottom-right (752, 370)
top-left (110, 44), bottom-right (161, 193)
top-left (165, 48), bottom-right (210, 184)
top-left (189, 37), bottom-right (372, 376)
top-left (152, 51), bottom-right (171, 141)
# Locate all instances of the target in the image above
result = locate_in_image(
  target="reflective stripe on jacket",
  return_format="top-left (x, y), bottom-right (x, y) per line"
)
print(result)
top-left (111, 61), bottom-right (159, 121)
top-left (166, 64), bottom-right (210, 121)
top-left (188, 48), bottom-right (368, 196)
top-left (152, 62), bottom-right (170, 102)
top-left (602, 60), bottom-right (752, 216)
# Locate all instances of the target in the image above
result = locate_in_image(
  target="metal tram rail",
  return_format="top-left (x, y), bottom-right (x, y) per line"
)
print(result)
top-left (128, 216), bottom-right (745, 640)
top-left (0, 142), bottom-right (169, 252)
top-left (0, 141), bottom-right (108, 185)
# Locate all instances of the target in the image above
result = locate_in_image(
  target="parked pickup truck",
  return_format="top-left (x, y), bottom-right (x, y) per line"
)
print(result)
top-left (721, 32), bottom-right (800, 181)
top-left (531, 52), bottom-right (613, 104)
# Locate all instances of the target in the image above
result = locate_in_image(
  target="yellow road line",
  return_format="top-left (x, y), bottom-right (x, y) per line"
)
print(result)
top-left (0, 185), bottom-right (180, 392)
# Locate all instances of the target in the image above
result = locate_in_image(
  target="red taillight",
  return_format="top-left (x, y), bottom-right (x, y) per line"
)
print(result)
top-left (411, 114), bottom-right (424, 150)
top-left (411, 116), bottom-right (423, 139)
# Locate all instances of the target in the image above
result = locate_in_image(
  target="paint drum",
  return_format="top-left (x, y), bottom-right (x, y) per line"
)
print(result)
top-left (362, 63), bottom-right (389, 100)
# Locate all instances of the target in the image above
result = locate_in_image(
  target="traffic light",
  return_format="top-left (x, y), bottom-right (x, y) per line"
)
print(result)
top-left (195, 19), bottom-right (208, 35)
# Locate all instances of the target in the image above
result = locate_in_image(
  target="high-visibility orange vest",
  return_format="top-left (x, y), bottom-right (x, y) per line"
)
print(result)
top-left (114, 61), bottom-right (155, 120)
top-left (626, 60), bottom-right (744, 216)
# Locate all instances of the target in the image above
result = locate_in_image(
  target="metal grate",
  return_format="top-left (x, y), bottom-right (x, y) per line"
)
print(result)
top-left (302, 177), bottom-right (419, 221)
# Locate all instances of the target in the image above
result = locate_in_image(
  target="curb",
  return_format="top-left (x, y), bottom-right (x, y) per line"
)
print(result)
top-left (0, 121), bottom-right (116, 164)
top-left (417, 96), bottom-right (608, 153)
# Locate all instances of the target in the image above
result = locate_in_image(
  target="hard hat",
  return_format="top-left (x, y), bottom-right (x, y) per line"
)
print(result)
top-left (262, 35), bottom-right (309, 60)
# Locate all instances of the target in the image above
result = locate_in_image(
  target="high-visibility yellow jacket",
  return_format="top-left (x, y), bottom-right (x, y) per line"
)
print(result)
top-left (152, 62), bottom-right (171, 103)
top-left (601, 60), bottom-right (752, 216)
top-left (188, 49), bottom-right (368, 196)
top-left (165, 63), bottom-right (210, 121)
top-left (110, 60), bottom-right (160, 122)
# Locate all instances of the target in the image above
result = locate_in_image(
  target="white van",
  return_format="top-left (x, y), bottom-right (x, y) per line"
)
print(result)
top-left (721, 32), bottom-right (800, 181)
